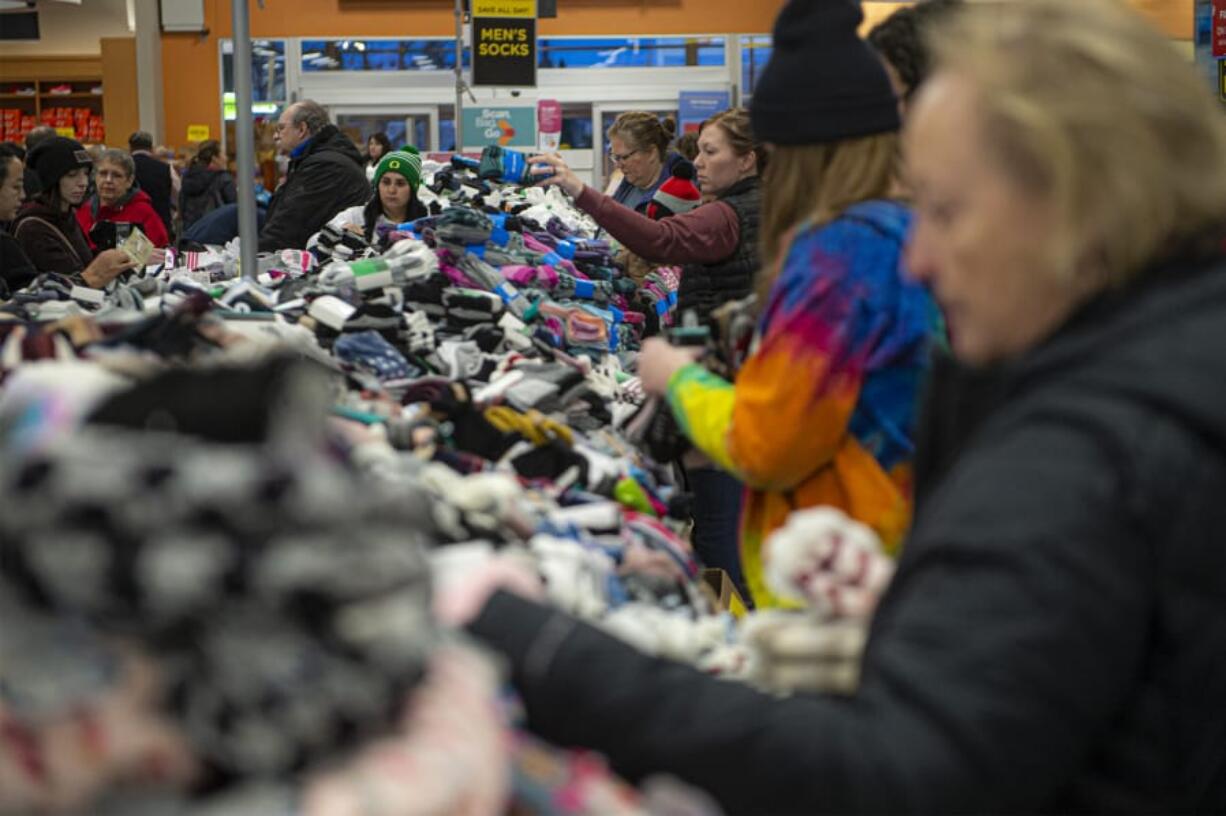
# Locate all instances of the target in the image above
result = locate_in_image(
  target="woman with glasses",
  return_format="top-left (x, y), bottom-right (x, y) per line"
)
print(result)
top-left (532, 108), bottom-right (765, 599)
top-left (605, 112), bottom-right (690, 213)
top-left (76, 148), bottom-right (170, 253)
top-left (11, 136), bottom-right (135, 286)
top-left (450, 2), bottom-right (1226, 811)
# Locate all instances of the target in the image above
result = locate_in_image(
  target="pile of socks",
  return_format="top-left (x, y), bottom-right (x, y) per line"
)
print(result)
top-left (0, 156), bottom-right (795, 816)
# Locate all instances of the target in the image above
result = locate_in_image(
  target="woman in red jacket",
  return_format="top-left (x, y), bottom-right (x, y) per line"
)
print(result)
top-left (76, 148), bottom-right (169, 253)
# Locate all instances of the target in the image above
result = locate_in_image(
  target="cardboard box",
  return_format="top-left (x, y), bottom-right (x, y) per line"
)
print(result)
top-left (701, 568), bottom-right (748, 618)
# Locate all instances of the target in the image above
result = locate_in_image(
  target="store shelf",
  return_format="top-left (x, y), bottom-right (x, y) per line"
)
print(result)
top-left (0, 70), bottom-right (107, 144)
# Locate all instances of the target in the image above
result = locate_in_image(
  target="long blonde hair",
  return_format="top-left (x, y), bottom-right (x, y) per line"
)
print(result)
top-left (757, 132), bottom-right (898, 298)
top-left (930, 0), bottom-right (1226, 285)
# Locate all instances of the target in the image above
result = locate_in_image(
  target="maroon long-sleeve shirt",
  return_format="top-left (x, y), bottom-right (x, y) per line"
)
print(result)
top-left (574, 186), bottom-right (740, 266)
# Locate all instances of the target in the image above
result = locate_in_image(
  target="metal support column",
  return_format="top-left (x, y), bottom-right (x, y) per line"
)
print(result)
top-left (231, 0), bottom-right (260, 279)
top-left (455, 0), bottom-right (466, 149)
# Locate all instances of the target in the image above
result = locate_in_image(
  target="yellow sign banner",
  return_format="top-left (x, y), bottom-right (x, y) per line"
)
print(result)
top-left (473, 0), bottom-right (535, 18)
top-left (187, 124), bottom-right (211, 142)
top-left (54, 126), bottom-right (76, 138)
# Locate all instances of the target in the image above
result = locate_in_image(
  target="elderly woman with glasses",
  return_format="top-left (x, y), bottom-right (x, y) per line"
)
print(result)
top-left (532, 108), bottom-right (767, 600)
top-left (75, 148), bottom-right (170, 253)
top-left (604, 112), bottom-right (690, 213)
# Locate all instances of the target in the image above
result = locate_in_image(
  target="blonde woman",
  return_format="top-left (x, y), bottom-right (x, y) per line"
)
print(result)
top-left (452, 0), bottom-right (1226, 811)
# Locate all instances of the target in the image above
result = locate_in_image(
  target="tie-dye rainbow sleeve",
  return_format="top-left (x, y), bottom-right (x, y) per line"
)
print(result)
top-left (665, 364), bottom-right (739, 473)
top-left (665, 223), bottom-right (876, 491)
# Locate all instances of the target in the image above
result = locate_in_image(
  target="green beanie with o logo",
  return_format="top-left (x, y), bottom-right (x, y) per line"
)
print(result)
top-left (372, 146), bottom-right (422, 192)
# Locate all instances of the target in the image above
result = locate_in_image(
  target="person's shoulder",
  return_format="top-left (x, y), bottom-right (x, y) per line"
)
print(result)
top-left (334, 204), bottom-right (366, 222)
top-left (12, 202), bottom-right (53, 231)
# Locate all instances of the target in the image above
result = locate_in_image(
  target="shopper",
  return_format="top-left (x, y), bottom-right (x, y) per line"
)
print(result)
top-left (675, 130), bottom-right (700, 163)
top-left (530, 108), bottom-right (764, 596)
top-left (0, 144), bottom-right (37, 292)
top-left (179, 140), bottom-right (237, 231)
top-left (76, 148), bottom-right (170, 251)
top-left (12, 137), bottom-right (135, 287)
top-left (311, 146), bottom-right (427, 250)
top-left (22, 125), bottom-right (55, 199)
top-left (259, 100), bottom-right (370, 252)
top-left (364, 131), bottom-right (392, 181)
top-left (129, 131), bottom-right (176, 238)
top-left (868, 0), bottom-right (964, 116)
top-left (455, 1), bottom-right (1226, 812)
top-left (606, 112), bottom-right (692, 214)
top-left (637, 2), bottom-right (940, 608)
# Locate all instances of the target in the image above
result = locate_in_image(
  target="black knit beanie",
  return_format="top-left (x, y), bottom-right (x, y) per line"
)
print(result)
top-left (751, 0), bottom-right (901, 145)
top-left (28, 136), bottom-right (93, 191)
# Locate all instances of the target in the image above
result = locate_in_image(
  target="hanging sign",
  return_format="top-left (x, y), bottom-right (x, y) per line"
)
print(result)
top-left (473, 0), bottom-right (535, 17)
top-left (472, 17), bottom-right (537, 87)
top-left (1214, 0), bottom-right (1226, 58)
top-left (187, 124), bottom-right (211, 142)
top-left (679, 90), bottom-right (731, 134)
top-left (461, 105), bottom-right (537, 149)
top-left (472, 0), bottom-right (537, 87)
top-left (54, 126), bottom-right (76, 138)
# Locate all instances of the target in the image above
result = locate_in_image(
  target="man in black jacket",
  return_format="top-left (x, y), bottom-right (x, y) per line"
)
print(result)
top-left (129, 131), bottom-right (175, 238)
top-left (259, 100), bottom-right (369, 252)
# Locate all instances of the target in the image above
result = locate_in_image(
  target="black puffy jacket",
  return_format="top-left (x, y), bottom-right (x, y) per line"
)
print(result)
top-left (470, 251), bottom-right (1226, 814)
top-left (179, 165), bottom-right (237, 230)
top-left (258, 125), bottom-right (370, 252)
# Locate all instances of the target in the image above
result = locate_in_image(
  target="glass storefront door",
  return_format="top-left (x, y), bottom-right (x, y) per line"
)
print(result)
top-left (332, 108), bottom-right (439, 154)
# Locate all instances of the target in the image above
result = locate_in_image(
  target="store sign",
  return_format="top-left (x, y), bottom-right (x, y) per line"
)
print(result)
top-left (54, 126), bottom-right (76, 138)
top-left (537, 98), bottom-right (561, 151)
top-left (473, 0), bottom-right (535, 18)
top-left (472, 16), bottom-right (537, 87)
top-left (222, 93), bottom-right (280, 121)
top-left (1215, 0), bottom-right (1226, 58)
top-left (679, 90), bottom-right (731, 133)
top-left (187, 124), bottom-right (211, 142)
top-left (461, 105), bottom-right (537, 149)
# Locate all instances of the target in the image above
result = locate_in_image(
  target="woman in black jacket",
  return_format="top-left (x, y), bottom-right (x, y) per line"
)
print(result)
top-left (179, 140), bottom-right (237, 232)
top-left (449, 1), bottom-right (1226, 813)
top-left (11, 136), bottom-right (134, 289)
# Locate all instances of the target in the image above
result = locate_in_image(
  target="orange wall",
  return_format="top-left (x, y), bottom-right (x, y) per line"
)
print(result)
top-left (163, 0), bottom-right (788, 149)
top-left (162, 0), bottom-right (1191, 150)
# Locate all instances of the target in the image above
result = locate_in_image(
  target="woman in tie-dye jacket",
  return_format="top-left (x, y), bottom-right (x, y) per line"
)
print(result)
top-left (638, 71), bottom-right (944, 610)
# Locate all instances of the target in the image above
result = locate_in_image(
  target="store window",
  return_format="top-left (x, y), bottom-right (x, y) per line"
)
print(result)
top-left (559, 103), bottom-right (593, 150)
top-left (335, 114), bottom-right (432, 153)
top-left (301, 40), bottom-right (470, 72)
top-left (221, 39), bottom-right (287, 103)
top-left (538, 37), bottom-right (726, 69)
top-left (220, 39), bottom-right (286, 170)
top-left (440, 105), bottom-right (456, 152)
top-left (740, 36), bottom-right (772, 102)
